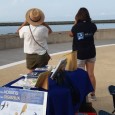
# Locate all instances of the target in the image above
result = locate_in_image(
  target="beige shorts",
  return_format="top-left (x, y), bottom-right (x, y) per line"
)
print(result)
top-left (77, 57), bottom-right (96, 70)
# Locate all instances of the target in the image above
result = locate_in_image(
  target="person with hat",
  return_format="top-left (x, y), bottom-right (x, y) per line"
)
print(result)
top-left (17, 8), bottom-right (52, 73)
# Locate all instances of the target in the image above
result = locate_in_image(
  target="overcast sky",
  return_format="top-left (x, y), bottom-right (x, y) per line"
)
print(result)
top-left (1, 0), bottom-right (115, 22)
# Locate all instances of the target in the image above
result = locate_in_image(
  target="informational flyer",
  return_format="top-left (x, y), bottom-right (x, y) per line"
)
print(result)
top-left (50, 58), bottom-right (67, 79)
top-left (0, 87), bottom-right (47, 115)
top-left (11, 77), bottom-right (37, 88)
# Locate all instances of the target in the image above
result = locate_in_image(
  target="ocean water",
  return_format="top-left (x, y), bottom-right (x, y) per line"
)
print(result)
top-left (0, 23), bottom-right (115, 35)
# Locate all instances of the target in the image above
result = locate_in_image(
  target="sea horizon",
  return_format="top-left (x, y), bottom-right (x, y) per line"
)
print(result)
top-left (0, 23), bottom-right (115, 35)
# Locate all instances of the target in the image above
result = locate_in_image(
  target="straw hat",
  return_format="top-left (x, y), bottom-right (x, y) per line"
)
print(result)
top-left (26, 8), bottom-right (45, 26)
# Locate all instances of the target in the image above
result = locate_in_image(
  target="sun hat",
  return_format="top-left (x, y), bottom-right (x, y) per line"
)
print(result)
top-left (26, 8), bottom-right (45, 26)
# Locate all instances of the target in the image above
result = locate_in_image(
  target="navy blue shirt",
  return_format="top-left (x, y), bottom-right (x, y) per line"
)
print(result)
top-left (71, 21), bottom-right (97, 60)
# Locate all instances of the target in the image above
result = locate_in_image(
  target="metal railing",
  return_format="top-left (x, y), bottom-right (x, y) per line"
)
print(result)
top-left (0, 19), bottom-right (115, 26)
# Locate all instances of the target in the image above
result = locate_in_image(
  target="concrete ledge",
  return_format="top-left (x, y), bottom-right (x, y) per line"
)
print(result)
top-left (0, 34), bottom-right (23, 50)
top-left (0, 29), bottom-right (115, 50)
top-left (48, 31), bottom-right (72, 44)
top-left (94, 29), bottom-right (115, 40)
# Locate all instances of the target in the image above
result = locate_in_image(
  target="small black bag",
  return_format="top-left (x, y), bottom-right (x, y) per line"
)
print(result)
top-left (47, 52), bottom-right (51, 61)
top-left (45, 51), bottom-right (51, 64)
top-left (54, 70), bottom-right (65, 85)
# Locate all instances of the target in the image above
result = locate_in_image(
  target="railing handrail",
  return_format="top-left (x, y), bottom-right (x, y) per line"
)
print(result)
top-left (0, 19), bottom-right (115, 26)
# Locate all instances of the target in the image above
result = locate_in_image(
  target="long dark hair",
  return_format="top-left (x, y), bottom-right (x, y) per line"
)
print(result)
top-left (75, 7), bottom-right (91, 22)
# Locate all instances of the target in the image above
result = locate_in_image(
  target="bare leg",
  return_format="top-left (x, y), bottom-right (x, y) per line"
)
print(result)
top-left (27, 69), bottom-right (33, 74)
top-left (86, 62), bottom-right (96, 94)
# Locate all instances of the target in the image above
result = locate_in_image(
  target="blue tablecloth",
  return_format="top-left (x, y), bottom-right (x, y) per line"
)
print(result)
top-left (64, 68), bottom-right (94, 111)
top-left (47, 68), bottom-right (94, 115)
top-left (47, 78), bottom-right (74, 115)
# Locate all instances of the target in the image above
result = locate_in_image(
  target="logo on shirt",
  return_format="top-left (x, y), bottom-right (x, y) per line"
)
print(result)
top-left (76, 32), bottom-right (93, 40)
top-left (77, 32), bottom-right (84, 40)
top-left (85, 33), bottom-right (93, 37)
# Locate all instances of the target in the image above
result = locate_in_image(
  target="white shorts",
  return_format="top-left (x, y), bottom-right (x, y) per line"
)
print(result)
top-left (77, 57), bottom-right (96, 70)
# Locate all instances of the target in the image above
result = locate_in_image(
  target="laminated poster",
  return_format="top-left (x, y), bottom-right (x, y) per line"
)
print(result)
top-left (0, 87), bottom-right (47, 115)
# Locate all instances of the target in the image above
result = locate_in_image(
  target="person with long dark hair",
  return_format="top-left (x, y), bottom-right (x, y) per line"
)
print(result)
top-left (69, 7), bottom-right (97, 100)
